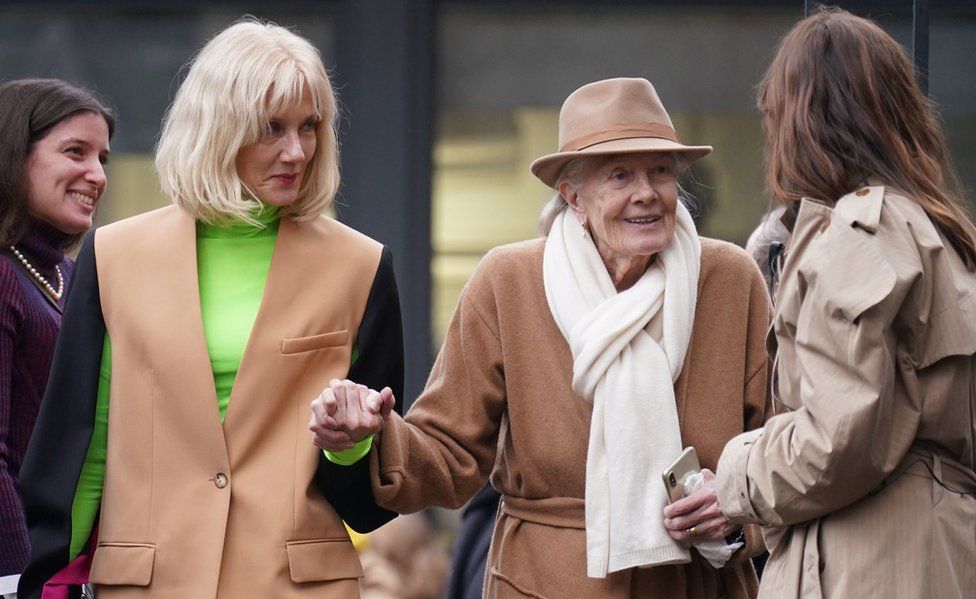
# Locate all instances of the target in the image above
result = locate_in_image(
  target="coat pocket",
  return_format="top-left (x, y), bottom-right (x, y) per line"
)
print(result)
top-left (89, 542), bottom-right (156, 586)
top-left (281, 330), bottom-right (349, 355)
top-left (285, 538), bottom-right (364, 583)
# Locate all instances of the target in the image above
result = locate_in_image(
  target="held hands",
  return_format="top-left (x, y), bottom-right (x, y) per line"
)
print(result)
top-left (308, 378), bottom-right (396, 452)
top-left (662, 468), bottom-right (740, 545)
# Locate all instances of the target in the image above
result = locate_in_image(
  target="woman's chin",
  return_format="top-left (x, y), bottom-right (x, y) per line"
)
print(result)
top-left (630, 234), bottom-right (674, 257)
top-left (255, 194), bottom-right (298, 208)
top-left (38, 214), bottom-right (92, 236)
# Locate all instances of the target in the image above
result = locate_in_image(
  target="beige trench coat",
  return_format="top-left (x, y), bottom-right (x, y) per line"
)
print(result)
top-left (716, 185), bottom-right (976, 598)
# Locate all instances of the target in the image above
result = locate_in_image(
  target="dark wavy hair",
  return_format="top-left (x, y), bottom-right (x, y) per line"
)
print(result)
top-left (760, 7), bottom-right (976, 270)
top-left (0, 78), bottom-right (116, 249)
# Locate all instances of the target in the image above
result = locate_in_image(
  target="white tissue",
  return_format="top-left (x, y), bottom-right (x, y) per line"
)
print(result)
top-left (680, 471), bottom-right (743, 569)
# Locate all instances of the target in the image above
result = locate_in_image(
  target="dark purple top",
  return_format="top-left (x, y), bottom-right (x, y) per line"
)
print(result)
top-left (0, 221), bottom-right (73, 577)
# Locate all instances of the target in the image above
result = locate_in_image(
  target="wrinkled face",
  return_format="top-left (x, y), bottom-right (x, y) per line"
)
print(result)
top-left (236, 90), bottom-right (318, 208)
top-left (564, 153), bottom-right (678, 262)
top-left (25, 111), bottom-right (110, 235)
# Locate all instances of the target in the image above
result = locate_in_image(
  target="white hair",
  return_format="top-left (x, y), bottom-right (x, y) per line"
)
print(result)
top-left (155, 19), bottom-right (339, 225)
top-left (537, 157), bottom-right (588, 235)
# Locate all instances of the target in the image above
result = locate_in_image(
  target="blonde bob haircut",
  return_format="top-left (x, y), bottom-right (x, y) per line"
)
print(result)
top-left (155, 19), bottom-right (339, 225)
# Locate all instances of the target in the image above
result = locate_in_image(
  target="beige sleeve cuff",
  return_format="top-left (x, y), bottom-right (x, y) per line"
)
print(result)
top-left (716, 428), bottom-right (765, 525)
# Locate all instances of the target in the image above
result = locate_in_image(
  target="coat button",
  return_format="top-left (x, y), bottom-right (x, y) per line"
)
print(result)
top-left (214, 473), bottom-right (228, 489)
top-left (855, 188), bottom-right (870, 196)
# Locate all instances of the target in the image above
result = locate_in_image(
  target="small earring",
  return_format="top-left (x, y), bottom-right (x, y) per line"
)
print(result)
top-left (580, 219), bottom-right (590, 240)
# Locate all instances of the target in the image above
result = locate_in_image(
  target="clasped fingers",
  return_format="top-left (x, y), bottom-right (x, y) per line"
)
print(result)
top-left (308, 392), bottom-right (354, 452)
top-left (309, 379), bottom-right (387, 444)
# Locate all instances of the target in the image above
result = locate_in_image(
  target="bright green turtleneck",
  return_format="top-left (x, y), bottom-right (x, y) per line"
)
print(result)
top-left (196, 207), bottom-right (280, 413)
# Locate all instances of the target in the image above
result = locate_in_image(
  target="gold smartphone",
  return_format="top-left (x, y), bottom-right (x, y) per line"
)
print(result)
top-left (662, 446), bottom-right (701, 503)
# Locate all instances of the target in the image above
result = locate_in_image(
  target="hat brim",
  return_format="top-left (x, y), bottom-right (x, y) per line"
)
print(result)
top-left (530, 137), bottom-right (713, 188)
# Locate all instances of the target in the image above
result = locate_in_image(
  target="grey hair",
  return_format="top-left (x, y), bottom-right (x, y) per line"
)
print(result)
top-left (537, 157), bottom-right (588, 235)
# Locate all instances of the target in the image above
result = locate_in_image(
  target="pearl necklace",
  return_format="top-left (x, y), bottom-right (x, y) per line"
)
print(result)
top-left (9, 245), bottom-right (63, 302)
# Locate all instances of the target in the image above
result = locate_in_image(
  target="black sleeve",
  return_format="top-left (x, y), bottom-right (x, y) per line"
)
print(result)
top-left (313, 245), bottom-right (403, 533)
top-left (18, 231), bottom-right (104, 599)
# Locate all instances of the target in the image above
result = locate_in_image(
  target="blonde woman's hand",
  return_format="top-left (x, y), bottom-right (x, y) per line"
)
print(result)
top-left (308, 379), bottom-right (395, 451)
top-left (662, 468), bottom-right (740, 544)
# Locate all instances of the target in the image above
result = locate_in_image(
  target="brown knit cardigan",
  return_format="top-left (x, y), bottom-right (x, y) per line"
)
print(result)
top-left (372, 237), bottom-right (772, 598)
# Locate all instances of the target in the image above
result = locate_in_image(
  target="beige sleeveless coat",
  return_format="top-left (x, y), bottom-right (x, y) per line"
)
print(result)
top-left (88, 206), bottom-right (380, 598)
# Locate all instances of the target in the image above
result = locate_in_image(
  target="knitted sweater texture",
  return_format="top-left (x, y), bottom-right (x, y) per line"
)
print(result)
top-left (0, 221), bottom-right (73, 576)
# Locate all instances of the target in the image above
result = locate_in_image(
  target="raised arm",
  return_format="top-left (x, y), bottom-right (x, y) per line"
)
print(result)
top-left (314, 252), bottom-right (508, 515)
top-left (368, 258), bottom-right (508, 514)
top-left (716, 222), bottom-right (921, 527)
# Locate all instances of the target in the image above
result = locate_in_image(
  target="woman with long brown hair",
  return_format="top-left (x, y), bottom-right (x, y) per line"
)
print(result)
top-left (0, 79), bottom-right (113, 599)
top-left (665, 8), bottom-right (976, 598)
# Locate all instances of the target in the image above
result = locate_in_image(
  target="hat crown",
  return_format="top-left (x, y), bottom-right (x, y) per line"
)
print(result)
top-left (557, 78), bottom-right (675, 151)
top-left (529, 77), bottom-right (711, 188)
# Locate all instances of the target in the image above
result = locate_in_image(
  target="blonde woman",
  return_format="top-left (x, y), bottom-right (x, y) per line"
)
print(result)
top-left (18, 20), bottom-right (402, 599)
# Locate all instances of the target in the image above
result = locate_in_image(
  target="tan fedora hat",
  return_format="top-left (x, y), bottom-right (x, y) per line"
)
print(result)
top-left (530, 78), bottom-right (712, 188)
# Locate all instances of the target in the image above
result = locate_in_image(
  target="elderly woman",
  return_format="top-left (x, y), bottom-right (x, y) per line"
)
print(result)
top-left (312, 78), bottom-right (770, 598)
top-left (666, 9), bottom-right (976, 598)
top-left (17, 21), bottom-right (401, 599)
top-left (0, 79), bottom-right (113, 599)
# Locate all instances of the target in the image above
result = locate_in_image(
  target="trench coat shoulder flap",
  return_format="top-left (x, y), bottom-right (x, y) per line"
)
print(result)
top-left (813, 185), bottom-right (976, 368)
top-left (878, 189), bottom-right (976, 368)
top-left (89, 542), bottom-right (156, 586)
top-left (797, 186), bottom-right (897, 324)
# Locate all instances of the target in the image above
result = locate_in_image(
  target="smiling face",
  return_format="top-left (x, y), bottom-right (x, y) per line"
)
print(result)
top-left (236, 91), bottom-right (318, 208)
top-left (25, 111), bottom-right (110, 235)
top-left (561, 153), bottom-right (679, 281)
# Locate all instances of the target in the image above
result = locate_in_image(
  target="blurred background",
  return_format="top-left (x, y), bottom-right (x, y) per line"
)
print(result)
top-left (3, 1), bottom-right (974, 596)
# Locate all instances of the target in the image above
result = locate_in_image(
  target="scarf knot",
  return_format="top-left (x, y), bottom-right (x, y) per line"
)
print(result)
top-left (543, 203), bottom-right (701, 577)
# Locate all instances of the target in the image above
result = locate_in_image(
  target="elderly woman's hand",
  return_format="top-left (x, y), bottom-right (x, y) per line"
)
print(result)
top-left (309, 379), bottom-right (395, 451)
top-left (662, 468), bottom-right (740, 544)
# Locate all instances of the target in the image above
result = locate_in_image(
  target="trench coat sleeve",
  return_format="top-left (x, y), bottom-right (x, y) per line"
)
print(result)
top-left (313, 246), bottom-right (404, 532)
top-left (369, 255), bottom-right (506, 513)
top-left (18, 232), bottom-right (103, 599)
top-left (716, 216), bottom-right (922, 528)
top-left (726, 266), bottom-right (773, 565)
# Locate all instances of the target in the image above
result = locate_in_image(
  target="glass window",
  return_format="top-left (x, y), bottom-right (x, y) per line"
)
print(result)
top-left (433, 5), bottom-right (799, 342)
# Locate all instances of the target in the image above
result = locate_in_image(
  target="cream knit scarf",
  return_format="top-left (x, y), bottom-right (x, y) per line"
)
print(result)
top-left (543, 203), bottom-right (701, 578)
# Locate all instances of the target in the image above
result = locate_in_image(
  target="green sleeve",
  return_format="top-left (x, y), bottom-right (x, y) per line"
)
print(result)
top-left (69, 334), bottom-right (111, 559)
top-left (324, 436), bottom-right (374, 466)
